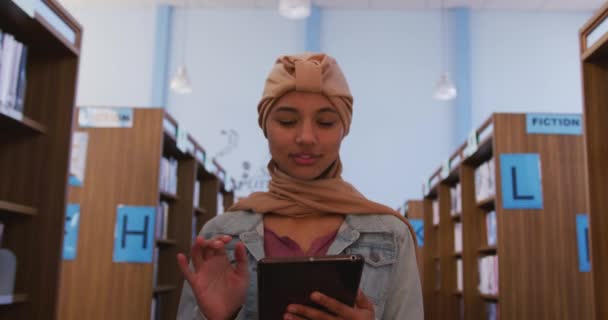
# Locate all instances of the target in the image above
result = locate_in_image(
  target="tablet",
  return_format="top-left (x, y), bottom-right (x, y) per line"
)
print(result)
top-left (257, 254), bottom-right (364, 319)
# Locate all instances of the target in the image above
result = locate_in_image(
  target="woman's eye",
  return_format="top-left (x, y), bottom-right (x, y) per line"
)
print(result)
top-left (278, 120), bottom-right (296, 126)
top-left (318, 121), bottom-right (336, 127)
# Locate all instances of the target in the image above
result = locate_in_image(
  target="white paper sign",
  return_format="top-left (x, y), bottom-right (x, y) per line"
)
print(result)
top-left (78, 107), bottom-right (133, 128)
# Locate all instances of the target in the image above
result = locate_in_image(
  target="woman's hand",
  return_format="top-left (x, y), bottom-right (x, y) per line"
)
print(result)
top-left (284, 289), bottom-right (375, 320)
top-left (176, 235), bottom-right (249, 320)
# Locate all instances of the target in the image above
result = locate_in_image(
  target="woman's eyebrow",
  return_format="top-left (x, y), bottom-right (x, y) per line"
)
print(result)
top-left (318, 107), bottom-right (338, 114)
top-left (274, 106), bottom-right (298, 113)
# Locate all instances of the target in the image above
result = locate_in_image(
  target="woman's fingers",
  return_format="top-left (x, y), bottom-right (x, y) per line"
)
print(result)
top-left (354, 289), bottom-right (374, 310)
top-left (283, 312), bottom-right (308, 320)
top-left (190, 236), bottom-right (206, 270)
top-left (234, 242), bottom-right (249, 276)
top-left (176, 253), bottom-right (195, 284)
top-left (285, 304), bottom-right (335, 320)
top-left (310, 291), bottom-right (351, 317)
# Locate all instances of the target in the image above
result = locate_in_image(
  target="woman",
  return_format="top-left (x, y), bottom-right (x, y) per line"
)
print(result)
top-left (176, 53), bottom-right (423, 320)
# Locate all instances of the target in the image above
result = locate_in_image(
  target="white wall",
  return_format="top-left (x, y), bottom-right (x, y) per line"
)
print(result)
top-left (64, 4), bottom-right (158, 107)
top-left (470, 10), bottom-right (592, 128)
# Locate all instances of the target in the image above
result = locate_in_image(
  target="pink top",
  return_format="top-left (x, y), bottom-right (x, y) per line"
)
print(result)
top-left (264, 228), bottom-right (338, 257)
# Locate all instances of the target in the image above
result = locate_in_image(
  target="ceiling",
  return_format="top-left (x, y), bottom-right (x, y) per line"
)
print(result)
top-left (58, 0), bottom-right (605, 11)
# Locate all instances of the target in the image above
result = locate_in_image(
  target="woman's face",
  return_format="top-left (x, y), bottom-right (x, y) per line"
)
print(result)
top-left (266, 91), bottom-right (345, 180)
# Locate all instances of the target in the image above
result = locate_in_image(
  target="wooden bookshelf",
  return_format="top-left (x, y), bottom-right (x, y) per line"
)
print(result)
top-left (422, 113), bottom-right (594, 320)
top-left (0, 1), bottom-right (82, 319)
top-left (580, 5), bottom-right (608, 319)
top-left (405, 200), bottom-right (424, 281)
top-left (56, 109), bottom-right (223, 320)
top-left (422, 170), bottom-right (441, 320)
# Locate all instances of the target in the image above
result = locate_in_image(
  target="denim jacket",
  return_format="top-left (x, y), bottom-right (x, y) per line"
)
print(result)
top-left (176, 211), bottom-right (423, 320)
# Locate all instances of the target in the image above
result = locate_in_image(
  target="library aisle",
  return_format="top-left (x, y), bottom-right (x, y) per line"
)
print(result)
top-left (2, 1), bottom-right (608, 320)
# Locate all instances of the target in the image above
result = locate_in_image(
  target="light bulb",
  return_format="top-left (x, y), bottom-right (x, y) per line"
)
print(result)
top-left (170, 65), bottom-right (192, 94)
top-left (278, 0), bottom-right (311, 20)
top-left (434, 72), bottom-right (457, 101)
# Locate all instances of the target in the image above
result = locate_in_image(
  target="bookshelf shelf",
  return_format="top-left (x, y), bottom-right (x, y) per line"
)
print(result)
top-left (422, 113), bottom-right (593, 320)
top-left (478, 246), bottom-right (497, 255)
top-left (194, 207), bottom-right (207, 216)
top-left (580, 5), bottom-right (608, 318)
top-left (451, 213), bottom-right (461, 221)
top-left (156, 239), bottom-right (177, 247)
top-left (159, 191), bottom-right (179, 202)
top-left (0, 113), bottom-right (47, 134)
top-left (0, 294), bottom-right (28, 305)
top-left (476, 196), bottom-right (495, 211)
top-left (0, 200), bottom-right (37, 218)
top-left (480, 294), bottom-right (499, 302)
top-left (153, 285), bottom-right (177, 295)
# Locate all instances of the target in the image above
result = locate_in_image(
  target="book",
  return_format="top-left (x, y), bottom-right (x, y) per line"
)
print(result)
top-left (155, 202), bottom-right (170, 240)
top-left (475, 158), bottom-right (496, 202)
top-left (457, 258), bottom-right (463, 291)
top-left (432, 200), bottom-right (440, 226)
top-left (486, 211), bottom-right (497, 246)
top-left (478, 255), bottom-right (499, 295)
top-left (451, 183), bottom-right (462, 215)
top-left (454, 222), bottom-right (463, 253)
top-left (193, 180), bottom-right (200, 206)
top-left (159, 157), bottom-right (178, 195)
top-left (0, 222), bottom-right (4, 246)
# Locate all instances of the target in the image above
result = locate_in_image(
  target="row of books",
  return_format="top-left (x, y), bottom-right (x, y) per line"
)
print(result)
top-left (486, 211), bottom-right (497, 246)
top-left (0, 30), bottom-right (28, 120)
top-left (479, 255), bottom-right (499, 295)
top-left (155, 202), bottom-right (170, 240)
top-left (159, 157), bottom-right (178, 195)
top-left (486, 302), bottom-right (500, 320)
top-left (450, 183), bottom-right (462, 215)
top-left (475, 158), bottom-right (496, 202)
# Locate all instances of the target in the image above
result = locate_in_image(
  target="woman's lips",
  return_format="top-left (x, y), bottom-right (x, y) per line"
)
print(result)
top-left (291, 153), bottom-right (320, 166)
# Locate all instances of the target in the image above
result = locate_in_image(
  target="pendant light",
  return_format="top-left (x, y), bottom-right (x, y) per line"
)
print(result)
top-left (170, 0), bottom-right (192, 94)
top-left (278, 0), bottom-right (311, 20)
top-left (434, 0), bottom-right (457, 101)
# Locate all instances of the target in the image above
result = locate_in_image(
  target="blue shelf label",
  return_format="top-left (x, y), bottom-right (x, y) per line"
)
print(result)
top-left (526, 114), bottom-right (582, 135)
top-left (410, 219), bottom-right (424, 247)
top-left (576, 214), bottom-right (591, 272)
top-left (63, 204), bottom-right (81, 260)
top-left (113, 206), bottom-right (156, 263)
top-left (500, 154), bottom-right (543, 209)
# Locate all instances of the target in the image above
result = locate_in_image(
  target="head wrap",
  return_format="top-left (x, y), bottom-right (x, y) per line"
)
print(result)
top-left (257, 53), bottom-right (353, 136)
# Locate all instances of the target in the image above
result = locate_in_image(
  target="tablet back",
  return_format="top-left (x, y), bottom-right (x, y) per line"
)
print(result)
top-left (257, 254), bottom-right (364, 319)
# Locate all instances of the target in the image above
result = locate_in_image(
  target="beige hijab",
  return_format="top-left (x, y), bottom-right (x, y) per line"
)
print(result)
top-left (229, 53), bottom-right (415, 241)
